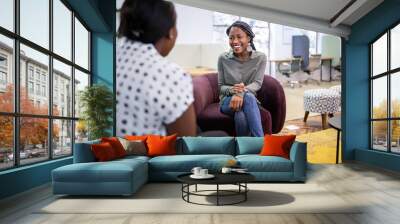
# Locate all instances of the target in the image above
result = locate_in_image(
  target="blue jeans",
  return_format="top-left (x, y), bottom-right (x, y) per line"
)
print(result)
top-left (220, 93), bottom-right (264, 137)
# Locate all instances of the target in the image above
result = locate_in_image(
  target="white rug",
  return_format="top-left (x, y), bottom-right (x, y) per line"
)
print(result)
top-left (38, 183), bottom-right (361, 214)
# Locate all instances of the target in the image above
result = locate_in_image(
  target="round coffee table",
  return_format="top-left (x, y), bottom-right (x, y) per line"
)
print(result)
top-left (177, 173), bottom-right (255, 206)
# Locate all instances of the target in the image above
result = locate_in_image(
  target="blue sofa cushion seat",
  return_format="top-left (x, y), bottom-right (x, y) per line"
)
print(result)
top-left (52, 158), bottom-right (148, 195)
top-left (236, 155), bottom-right (293, 172)
top-left (148, 154), bottom-right (235, 181)
top-left (178, 137), bottom-right (236, 155)
top-left (149, 154), bottom-right (235, 172)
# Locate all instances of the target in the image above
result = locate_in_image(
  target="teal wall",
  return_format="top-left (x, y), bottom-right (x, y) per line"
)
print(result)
top-left (0, 0), bottom-right (115, 200)
top-left (344, 0), bottom-right (400, 171)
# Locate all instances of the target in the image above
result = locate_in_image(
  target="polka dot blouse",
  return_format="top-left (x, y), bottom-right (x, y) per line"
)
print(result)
top-left (116, 38), bottom-right (194, 136)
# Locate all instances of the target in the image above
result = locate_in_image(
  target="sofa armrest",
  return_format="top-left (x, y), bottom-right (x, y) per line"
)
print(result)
top-left (73, 140), bottom-right (100, 163)
top-left (289, 141), bottom-right (307, 181)
top-left (256, 75), bottom-right (286, 133)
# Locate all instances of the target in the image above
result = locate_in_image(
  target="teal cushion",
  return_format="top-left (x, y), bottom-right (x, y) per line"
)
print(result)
top-left (236, 137), bottom-right (264, 155)
top-left (236, 155), bottom-right (293, 172)
top-left (53, 159), bottom-right (147, 183)
top-left (149, 154), bottom-right (235, 172)
top-left (179, 137), bottom-right (235, 155)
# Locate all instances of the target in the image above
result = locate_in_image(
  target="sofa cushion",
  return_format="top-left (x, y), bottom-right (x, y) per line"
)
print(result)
top-left (260, 135), bottom-right (296, 159)
top-left (101, 137), bottom-right (127, 158)
top-left (147, 134), bottom-right (177, 157)
top-left (149, 154), bottom-right (235, 172)
top-left (91, 142), bottom-right (118, 161)
top-left (236, 137), bottom-right (264, 155)
top-left (179, 137), bottom-right (235, 155)
top-left (236, 155), bottom-right (293, 172)
top-left (53, 158), bottom-right (147, 183)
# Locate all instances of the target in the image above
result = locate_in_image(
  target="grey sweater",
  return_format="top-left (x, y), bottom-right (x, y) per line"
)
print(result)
top-left (217, 50), bottom-right (267, 103)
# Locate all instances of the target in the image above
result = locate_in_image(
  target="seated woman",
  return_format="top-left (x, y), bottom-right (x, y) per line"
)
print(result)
top-left (218, 21), bottom-right (267, 137)
top-left (116, 0), bottom-right (196, 136)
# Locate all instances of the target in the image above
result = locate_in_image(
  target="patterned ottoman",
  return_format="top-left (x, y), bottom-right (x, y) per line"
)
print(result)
top-left (303, 88), bottom-right (341, 129)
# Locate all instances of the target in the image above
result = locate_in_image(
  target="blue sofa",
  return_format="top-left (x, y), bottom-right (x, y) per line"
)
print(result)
top-left (52, 137), bottom-right (307, 196)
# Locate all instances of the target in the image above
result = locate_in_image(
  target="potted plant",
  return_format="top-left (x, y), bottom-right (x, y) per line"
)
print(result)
top-left (79, 84), bottom-right (113, 140)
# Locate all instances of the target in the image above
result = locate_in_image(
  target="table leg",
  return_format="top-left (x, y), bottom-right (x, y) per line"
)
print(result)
top-left (245, 183), bottom-right (248, 201)
top-left (329, 59), bottom-right (332, 82)
top-left (320, 60), bottom-right (323, 81)
top-left (195, 184), bottom-right (197, 192)
top-left (322, 113), bottom-right (328, 129)
top-left (336, 130), bottom-right (340, 164)
top-left (217, 184), bottom-right (219, 206)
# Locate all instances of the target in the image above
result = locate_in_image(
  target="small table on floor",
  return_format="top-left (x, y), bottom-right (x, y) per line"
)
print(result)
top-left (177, 173), bottom-right (255, 206)
top-left (328, 115), bottom-right (341, 164)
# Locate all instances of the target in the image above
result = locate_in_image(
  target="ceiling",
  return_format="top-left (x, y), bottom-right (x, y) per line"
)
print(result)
top-left (170, 0), bottom-right (384, 37)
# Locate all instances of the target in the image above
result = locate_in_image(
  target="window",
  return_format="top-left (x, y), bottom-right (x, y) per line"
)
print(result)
top-left (370, 23), bottom-right (400, 153)
top-left (75, 18), bottom-right (89, 70)
top-left (20, 0), bottom-right (49, 49)
top-left (28, 67), bottom-right (34, 80)
top-left (0, 0), bottom-right (14, 31)
top-left (53, 59), bottom-right (72, 117)
top-left (41, 85), bottom-right (46, 97)
top-left (0, 71), bottom-right (6, 85)
top-left (35, 84), bottom-right (40, 95)
top-left (53, 0), bottom-right (72, 60)
top-left (0, 1), bottom-right (91, 170)
top-left (28, 81), bottom-right (34, 94)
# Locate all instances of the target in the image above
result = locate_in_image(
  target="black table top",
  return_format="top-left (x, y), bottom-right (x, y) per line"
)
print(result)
top-left (177, 172), bottom-right (255, 185)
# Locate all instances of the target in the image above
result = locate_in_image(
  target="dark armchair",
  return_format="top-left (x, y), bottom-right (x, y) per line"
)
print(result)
top-left (192, 73), bottom-right (286, 136)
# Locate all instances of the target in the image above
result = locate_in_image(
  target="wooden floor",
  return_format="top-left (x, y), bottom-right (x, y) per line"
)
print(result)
top-left (1, 163), bottom-right (400, 224)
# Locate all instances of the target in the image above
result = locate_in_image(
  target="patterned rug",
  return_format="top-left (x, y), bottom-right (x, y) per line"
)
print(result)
top-left (296, 128), bottom-right (342, 164)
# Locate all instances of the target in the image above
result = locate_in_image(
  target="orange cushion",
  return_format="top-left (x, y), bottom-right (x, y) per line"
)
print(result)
top-left (146, 134), bottom-right (177, 157)
top-left (101, 137), bottom-right (127, 158)
top-left (260, 135), bottom-right (296, 159)
top-left (124, 135), bottom-right (148, 141)
top-left (91, 142), bottom-right (117, 162)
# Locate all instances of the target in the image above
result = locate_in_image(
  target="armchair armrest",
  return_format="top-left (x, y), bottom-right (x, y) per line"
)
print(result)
top-left (289, 141), bottom-right (307, 182)
top-left (257, 75), bottom-right (286, 133)
top-left (192, 74), bottom-right (218, 116)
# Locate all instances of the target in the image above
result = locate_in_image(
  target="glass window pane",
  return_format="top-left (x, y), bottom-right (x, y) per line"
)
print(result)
top-left (20, 117), bottom-right (49, 165)
top-left (391, 24), bottom-right (400, 70)
top-left (0, 0), bottom-right (14, 31)
top-left (372, 33), bottom-right (387, 76)
top-left (75, 120), bottom-right (88, 143)
top-left (0, 35), bottom-right (14, 113)
top-left (391, 120), bottom-right (400, 153)
top-left (372, 76), bottom-right (387, 119)
top-left (391, 72), bottom-right (400, 118)
top-left (74, 69), bottom-right (89, 118)
top-left (75, 18), bottom-right (89, 70)
top-left (53, 59), bottom-right (72, 117)
top-left (20, 0), bottom-right (49, 49)
top-left (20, 44), bottom-right (49, 115)
top-left (372, 121), bottom-right (388, 151)
top-left (53, 0), bottom-right (72, 60)
top-left (53, 119), bottom-right (72, 157)
top-left (0, 116), bottom-right (14, 170)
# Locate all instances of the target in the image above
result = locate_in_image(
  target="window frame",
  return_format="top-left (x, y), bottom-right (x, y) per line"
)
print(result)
top-left (0, 0), bottom-right (92, 171)
top-left (369, 20), bottom-right (400, 154)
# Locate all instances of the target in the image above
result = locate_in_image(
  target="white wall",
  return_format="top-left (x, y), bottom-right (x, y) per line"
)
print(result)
top-left (174, 4), bottom-right (214, 44)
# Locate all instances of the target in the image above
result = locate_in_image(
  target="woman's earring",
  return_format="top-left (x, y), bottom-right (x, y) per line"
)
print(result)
top-left (247, 45), bottom-right (253, 52)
